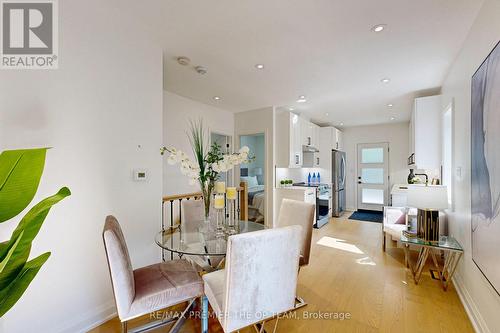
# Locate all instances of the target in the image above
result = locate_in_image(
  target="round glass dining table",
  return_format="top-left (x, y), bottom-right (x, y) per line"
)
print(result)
top-left (155, 220), bottom-right (265, 260)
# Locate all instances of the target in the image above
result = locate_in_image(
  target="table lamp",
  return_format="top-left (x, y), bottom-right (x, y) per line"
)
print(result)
top-left (407, 185), bottom-right (448, 241)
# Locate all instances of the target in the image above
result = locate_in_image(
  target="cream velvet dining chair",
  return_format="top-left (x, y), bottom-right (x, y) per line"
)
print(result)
top-left (277, 198), bottom-right (315, 267)
top-left (181, 199), bottom-right (223, 270)
top-left (201, 225), bottom-right (302, 333)
top-left (276, 198), bottom-right (315, 308)
top-left (103, 216), bottom-right (203, 333)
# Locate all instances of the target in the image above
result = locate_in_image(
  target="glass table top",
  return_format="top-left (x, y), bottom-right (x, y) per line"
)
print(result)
top-left (155, 220), bottom-right (265, 257)
top-left (400, 234), bottom-right (463, 251)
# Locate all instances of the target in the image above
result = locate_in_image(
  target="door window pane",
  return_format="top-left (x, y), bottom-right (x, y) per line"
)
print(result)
top-left (361, 148), bottom-right (384, 164)
top-left (361, 168), bottom-right (384, 184)
top-left (362, 189), bottom-right (384, 204)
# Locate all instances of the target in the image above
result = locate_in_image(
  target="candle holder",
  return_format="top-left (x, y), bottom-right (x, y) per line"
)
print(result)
top-left (213, 194), bottom-right (226, 238)
top-left (225, 199), bottom-right (238, 235)
top-left (225, 187), bottom-right (238, 235)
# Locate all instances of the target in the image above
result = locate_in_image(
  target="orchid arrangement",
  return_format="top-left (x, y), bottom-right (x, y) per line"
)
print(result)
top-left (161, 119), bottom-right (252, 218)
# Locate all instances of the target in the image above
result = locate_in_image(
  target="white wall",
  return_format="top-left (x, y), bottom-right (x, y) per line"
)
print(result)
top-left (342, 122), bottom-right (409, 211)
top-left (441, 1), bottom-right (500, 331)
top-left (163, 91), bottom-right (235, 196)
top-left (235, 107), bottom-right (275, 226)
top-left (0, 1), bottom-right (163, 332)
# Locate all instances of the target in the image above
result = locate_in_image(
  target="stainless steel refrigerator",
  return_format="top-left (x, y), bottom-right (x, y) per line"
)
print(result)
top-left (332, 150), bottom-right (346, 217)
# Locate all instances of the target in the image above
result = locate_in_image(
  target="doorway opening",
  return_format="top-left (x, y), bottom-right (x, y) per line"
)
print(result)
top-left (210, 132), bottom-right (232, 185)
top-left (239, 133), bottom-right (265, 224)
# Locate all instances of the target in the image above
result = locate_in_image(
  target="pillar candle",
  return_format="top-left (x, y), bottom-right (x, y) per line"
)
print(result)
top-left (214, 194), bottom-right (225, 209)
top-left (215, 181), bottom-right (226, 194)
top-left (226, 187), bottom-right (237, 200)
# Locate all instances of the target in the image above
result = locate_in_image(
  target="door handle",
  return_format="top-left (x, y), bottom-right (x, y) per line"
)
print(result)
top-left (358, 181), bottom-right (362, 184)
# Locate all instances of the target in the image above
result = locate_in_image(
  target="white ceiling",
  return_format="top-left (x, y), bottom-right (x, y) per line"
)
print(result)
top-left (156, 0), bottom-right (483, 127)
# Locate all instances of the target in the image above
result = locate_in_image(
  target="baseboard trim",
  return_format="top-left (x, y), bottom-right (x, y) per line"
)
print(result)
top-left (453, 273), bottom-right (490, 333)
top-left (54, 300), bottom-right (116, 333)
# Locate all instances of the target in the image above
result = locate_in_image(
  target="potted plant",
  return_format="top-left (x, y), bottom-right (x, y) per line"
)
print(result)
top-left (161, 119), bottom-right (251, 220)
top-left (0, 148), bottom-right (70, 317)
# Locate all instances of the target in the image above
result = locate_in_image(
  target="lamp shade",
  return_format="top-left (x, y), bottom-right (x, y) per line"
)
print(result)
top-left (407, 185), bottom-right (448, 210)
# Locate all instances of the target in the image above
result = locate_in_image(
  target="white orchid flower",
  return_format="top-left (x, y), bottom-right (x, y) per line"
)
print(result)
top-left (167, 154), bottom-right (178, 165)
top-left (239, 146), bottom-right (250, 154)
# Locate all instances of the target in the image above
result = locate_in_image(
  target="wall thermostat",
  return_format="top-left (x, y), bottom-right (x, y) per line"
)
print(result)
top-left (133, 169), bottom-right (148, 181)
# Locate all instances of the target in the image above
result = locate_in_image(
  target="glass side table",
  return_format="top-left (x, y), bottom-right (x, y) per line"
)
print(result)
top-left (400, 234), bottom-right (463, 291)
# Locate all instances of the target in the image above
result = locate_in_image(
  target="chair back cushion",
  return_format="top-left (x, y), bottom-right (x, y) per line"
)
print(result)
top-left (103, 215), bottom-right (135, 319)
top-left (277, 198), bottom-right (315, 265)
top-left (181, 199), bottom-right (205, 240)
top-left (222, 226), bottom-right (302, 332)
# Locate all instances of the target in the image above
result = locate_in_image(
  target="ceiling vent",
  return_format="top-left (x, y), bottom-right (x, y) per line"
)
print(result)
top-left (176, 56), bottom-right (191, 66)
top-left (195, 66), bottom-right (207, 75)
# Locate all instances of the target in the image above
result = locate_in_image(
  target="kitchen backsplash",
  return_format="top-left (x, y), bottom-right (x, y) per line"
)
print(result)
top-left (276, 167), bottom-right (328, 186)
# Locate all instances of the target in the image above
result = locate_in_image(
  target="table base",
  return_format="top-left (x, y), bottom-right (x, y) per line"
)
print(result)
top-left (404, 245), bottom-right (462, 291)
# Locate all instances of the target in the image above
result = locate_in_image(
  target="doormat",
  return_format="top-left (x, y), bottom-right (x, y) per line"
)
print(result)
top-left (348, 210), bottom-right (383, 223)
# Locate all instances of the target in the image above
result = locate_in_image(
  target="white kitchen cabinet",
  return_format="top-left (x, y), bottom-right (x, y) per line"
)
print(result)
top-left (313, 124), bottom-right (320, 149)
top-left (299, 117), bottom-right (309, 146)
top-left (408, 95), bottom-right (442, 170)
top-left (334, 128), bottom-right (343, 151)
top-left (318, 126), bottom-right (342, 183)
top-left (276, 111), bottom-right (303, 168)
top-left (299, 117), bottom-right (320, 149)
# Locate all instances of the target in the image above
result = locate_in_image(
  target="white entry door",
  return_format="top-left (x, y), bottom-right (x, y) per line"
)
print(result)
top-left (357, 143), bottom-right (389, 211)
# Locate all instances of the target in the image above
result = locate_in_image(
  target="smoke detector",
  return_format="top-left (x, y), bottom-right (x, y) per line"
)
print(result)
top-left (176, 56), bottom-right (191, 66)
top-left (195, 66), bottom-right (207, 75)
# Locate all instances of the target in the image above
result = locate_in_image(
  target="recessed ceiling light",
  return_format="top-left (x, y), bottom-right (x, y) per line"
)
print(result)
top-left (213, 96), bottom-right (221, 101)
top-left (381, 78), bottom-right (391, 83)
top-left (255, 64), bottom-right (264, 69)
top-left (387, 104), bottom-right (394, 107)
top-left (288, 107), bottom-right (295, 111)
top-left (390, 116), bottom-right (395, 121)
top-left (371, 24), bottom-right (386, 33)
top-left (340, 122), bottom-right (344, 126)
top-left (297, 95), bottom-right (307, 103)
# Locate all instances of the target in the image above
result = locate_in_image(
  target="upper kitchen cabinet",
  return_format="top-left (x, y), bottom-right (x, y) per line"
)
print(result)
top-left (408, 95), bottom-right (442, 170)
top-left (319, 126), bottom-right (343, 152)
top-left (318, 126), bottom-right (343, 180)
top-left (300, 118), bottom-right (320, 149)
top-left (276, 111), bottom-right (303, 168)
top-left (334, 127), bottom-right (343, 151)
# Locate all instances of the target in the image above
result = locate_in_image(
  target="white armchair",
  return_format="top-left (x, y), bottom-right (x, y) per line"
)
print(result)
top-left (382, 206), bottom-right (448, 251)
top-left (382, 206), bottom-right (408, 251)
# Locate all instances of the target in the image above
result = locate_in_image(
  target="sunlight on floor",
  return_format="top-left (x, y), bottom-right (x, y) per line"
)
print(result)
top-left (316, 236), bottom-right (364, 254)
top-left (356, 256), bottom-right (376, 266)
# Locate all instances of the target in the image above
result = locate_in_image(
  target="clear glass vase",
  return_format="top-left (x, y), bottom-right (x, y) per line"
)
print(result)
top-left (201, 180), bottom-right (214, 224)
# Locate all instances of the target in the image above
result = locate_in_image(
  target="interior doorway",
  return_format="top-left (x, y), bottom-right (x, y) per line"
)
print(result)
top-left (210, 132), bottom-right (232, 185)
top-left (239, 133), bottom-right (265, 224)
top-left (356, 142), bottom-right (389, 212)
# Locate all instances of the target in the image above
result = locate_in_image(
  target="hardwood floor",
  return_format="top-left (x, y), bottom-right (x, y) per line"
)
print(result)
top-left (90, 215), bottom-right (474, 333)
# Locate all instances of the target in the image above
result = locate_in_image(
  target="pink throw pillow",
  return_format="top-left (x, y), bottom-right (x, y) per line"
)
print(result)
top-left (394, 213), bottom-right (406, 225)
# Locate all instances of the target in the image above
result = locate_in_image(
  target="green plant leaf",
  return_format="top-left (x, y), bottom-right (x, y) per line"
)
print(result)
top-left (0, 232), bottom-right (23, 274)
top-left (0, 187), bottom-right (71, 290)
top-left (0, 252), bottom-right (50, 317)
top-left (0, 149), bottom-right (48, 223)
